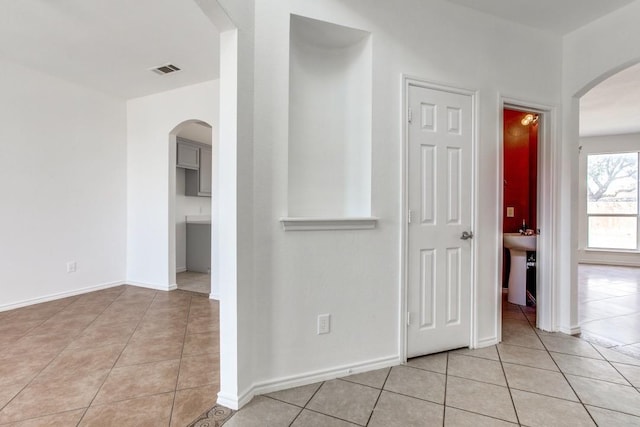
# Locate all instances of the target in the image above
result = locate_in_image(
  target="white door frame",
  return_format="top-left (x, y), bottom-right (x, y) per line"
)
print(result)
top-left (499, 96), bottom-right (559, 334)
top-left (400, 76), bottom-right (478, 362)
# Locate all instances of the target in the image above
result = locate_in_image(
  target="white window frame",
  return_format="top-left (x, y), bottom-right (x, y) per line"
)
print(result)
top-left (579, 134), bottom-right (640, 260)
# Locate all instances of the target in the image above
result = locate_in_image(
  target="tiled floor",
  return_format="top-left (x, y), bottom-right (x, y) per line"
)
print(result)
top-left (177, 271), bottom-right (211, 295)
top-left (226, 295), bottom-right (640, 426)
top-left (3, 266), bottom-right (640, 426)
top-left (579, 264), bottom-right (640, 355)
top-left (0, 285), bottom-right (219, 426)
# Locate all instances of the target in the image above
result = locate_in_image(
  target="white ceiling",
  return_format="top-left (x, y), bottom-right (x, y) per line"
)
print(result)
top-left (580, 63), bottom-right (640, 137)
top-left (443, 0), bottom-right (635, 35)
top-left (445, 0), bottom-right (640, 136)
top-left (1, 1), bottom-right (638, 136)
top-left (0, 0), bottom-right (220, 100)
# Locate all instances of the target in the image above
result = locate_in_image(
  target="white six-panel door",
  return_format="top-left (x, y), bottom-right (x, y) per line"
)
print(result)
top-left (407, 83), bottom-right (473, 358)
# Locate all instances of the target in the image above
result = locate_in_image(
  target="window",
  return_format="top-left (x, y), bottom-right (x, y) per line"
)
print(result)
top-left (586, 152), bottom-right (639, 250)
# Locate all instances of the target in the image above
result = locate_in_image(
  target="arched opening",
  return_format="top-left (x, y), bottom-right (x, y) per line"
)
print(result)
top-left (169, 120), bottom-right (214, 296)
top-left (575, 60), bottom-right (640, 349)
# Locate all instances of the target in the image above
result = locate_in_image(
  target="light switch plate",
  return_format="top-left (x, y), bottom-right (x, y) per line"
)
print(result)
top-left (317, 314), bottom-right (330, 334)
top-left (507, 207), bottom-right (514, 218)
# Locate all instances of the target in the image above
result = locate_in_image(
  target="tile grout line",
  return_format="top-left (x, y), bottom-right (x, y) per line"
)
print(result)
top-left (441, 351), bottom-right (449, 427)
top-left (76, 287), bottom-right (159, 426)
top-left (496, 315), bottom-right (522, 426)
top-left (524, 305), bottom-right (599, 426)
top-left (364, 366), bottom-right (392, 426)
top-left (591, 343), bottom-right (640, 393)
top-left (168, 293), bottom-right (194, 427)
top-left (0, 287), bottom-right (127, 424)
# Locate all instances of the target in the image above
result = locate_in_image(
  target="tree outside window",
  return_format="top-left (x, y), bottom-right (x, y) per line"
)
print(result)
top-left (586, 152), bottom-right (639, 250)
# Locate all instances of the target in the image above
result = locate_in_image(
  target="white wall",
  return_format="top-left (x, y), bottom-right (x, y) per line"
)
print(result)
top-left (226, 0), bottom-right (563, 403)
top-left (578, 133), bottom-right (640, 266)
top-left (175, 167), bottom-right (212, 272)
top-left (126, 80), bottom-right (219, 289)
top-left (561, 0), bottom-right (640, 332)
top-left (0, 58), bottom-right (127, 310)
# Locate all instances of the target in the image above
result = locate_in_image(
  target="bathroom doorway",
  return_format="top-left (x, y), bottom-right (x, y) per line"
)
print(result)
top-left (503, 108), bottom-right (539, 307)
top-left (500, 100), bottom-right (556, 334)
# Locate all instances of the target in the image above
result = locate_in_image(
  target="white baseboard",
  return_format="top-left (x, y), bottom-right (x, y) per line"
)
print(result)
top-left (217, 355), bottom-right (401, 410)
top-left (476, 336), bottom-right (499, 348)
top-left (559, 325), bottom-right (581, 335)
top-left (0, 280), bottom-right (126, 312)
top-left (127, 281), bottom-right (177, 292)
top-left (209, 292), bottom-right (220, 301)
top-left (176, 266), bottom-right (187, 273)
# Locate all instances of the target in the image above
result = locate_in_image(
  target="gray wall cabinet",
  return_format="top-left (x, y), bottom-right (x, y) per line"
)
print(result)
top-left (177, 138), bottom-right (212, 197)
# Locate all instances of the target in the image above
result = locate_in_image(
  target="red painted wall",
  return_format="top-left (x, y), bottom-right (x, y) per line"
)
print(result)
top-left (503, 109), bottom-right (537, 233)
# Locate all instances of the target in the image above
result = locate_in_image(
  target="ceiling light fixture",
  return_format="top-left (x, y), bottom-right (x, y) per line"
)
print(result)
top-left (521, 113), bottom-right (538, 126)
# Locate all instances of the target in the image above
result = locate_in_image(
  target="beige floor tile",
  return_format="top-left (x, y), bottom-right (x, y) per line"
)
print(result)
top-left (130, 322), bottom-right (187, 341)
top-left (594, 345), bottom-right (640, 366)
top-left (186, 315), bottom-right (219, 335)
top-left (67, 321), bottom-right (137, 349)
top-left (92, 359), bottom-right (180, 405)
top-left (6, 409), bottom-right (85, 427)
top-left (36, 344), bottom-right (124, 382)
top-left (177, 353), bottom-right (220, 390)
top-left (447, 354), bottom-right (506, 386)
top-left (341, 367), bottom-right (390, 389)
top-left (291, 409), bottom-right (359, 426)
top-left (444, 407), bottom-right (517, 426)
top-left (182, 331), bottom-right (219, 357)
top-left (80, 392), bottom-right (174, 427)
top-left (452, 345), bottom-right (500, 361)
top-left (266, 382), bottom-right (322, 407)
top-left (551, 352), bottom-right (630, 385)
top-left (540, 335), bottom-right (603, 359)
top-left (501, 319), bottom-right (545, 349)
top-left (406, 352), bottom-right (448, 373)
top-left (0, 369), bottom-right (108, 424)
top-left (383, 365), bottom-right (446, 404)
top-left (613, 362), bottom-right (640, 387)
top-left (445, 376), bottom-right (517, 423)
top-left (368, 390), bottom-right (443, 427)
top-left (0, 352), bottom-right (58, 386)
top-left (497, 343), bottom-right (559, 371)
top-left (503, 363), bottom-right (578, 401)
top-left (307, 380), bottom-right (380, 425)
top-left (2, 333), bottom-right (75, 360)
top-left (567, 374), bottom-right (640, 417)
top-left (511, 389), bottom-right (595, 427)
top-left (0, 382), bottom-right (26, 409)
top-left (115, 335), bottom-right (184, 367)
top-left (224, 396), bottom-right (300, 427)
top-left (586, 405), bottom-right (640, 427)
top-left (170, 384), bottom-right (219, 427)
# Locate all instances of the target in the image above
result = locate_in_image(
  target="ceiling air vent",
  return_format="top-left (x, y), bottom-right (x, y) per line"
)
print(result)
top-left (150, 64), bottom-right (181, 75)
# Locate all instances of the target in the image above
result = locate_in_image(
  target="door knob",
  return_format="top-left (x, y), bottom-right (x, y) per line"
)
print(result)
top-left (460, 231), bottom-right (473, 240)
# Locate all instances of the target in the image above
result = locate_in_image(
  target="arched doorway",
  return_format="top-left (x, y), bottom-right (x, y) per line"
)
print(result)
top-left (170, 120), bottom-right (214, 296)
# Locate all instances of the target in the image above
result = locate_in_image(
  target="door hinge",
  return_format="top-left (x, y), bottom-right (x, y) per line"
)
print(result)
top-left (408, 107), bottom-right (413, 124)
top-left (407, 311), bottom-right (411, 326)
top-left (408, 209), bottom-right (413, 224)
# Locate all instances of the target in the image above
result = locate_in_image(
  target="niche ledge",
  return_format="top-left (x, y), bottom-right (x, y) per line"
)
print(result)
top-left (280, 217), bottom-right (378, 231)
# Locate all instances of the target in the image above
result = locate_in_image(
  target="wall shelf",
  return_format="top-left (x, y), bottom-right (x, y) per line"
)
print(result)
top-left (280, 217), bottom-right (378, 231)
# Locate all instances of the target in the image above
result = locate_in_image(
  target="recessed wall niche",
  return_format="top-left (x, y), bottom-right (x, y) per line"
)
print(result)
top-left (287, 15), bottom-right (372, 220)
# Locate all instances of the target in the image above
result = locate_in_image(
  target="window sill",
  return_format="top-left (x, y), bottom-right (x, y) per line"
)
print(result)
top-left (280, 217), bottom-right (378, 231)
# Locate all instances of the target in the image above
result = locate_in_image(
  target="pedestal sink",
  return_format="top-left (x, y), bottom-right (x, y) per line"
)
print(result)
top-left (504, 233), bottom-right (537, 306)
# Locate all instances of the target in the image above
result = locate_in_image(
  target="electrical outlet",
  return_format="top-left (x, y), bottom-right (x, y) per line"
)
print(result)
top-left (317, 314), bottom-right (331, 335)
top-left (66, 261), bottom-right (77, 273)
top-left (506, 207), bottom-right (514, 218)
